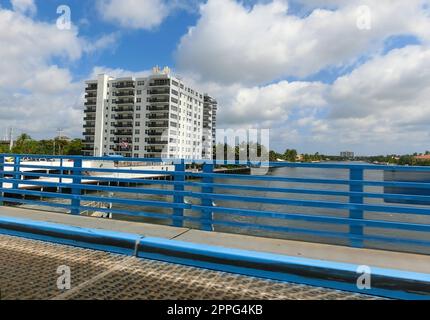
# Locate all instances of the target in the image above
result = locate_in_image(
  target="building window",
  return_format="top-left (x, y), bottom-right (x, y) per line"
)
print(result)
top-left (135, 122), bottom-right (140, 127)
top-left (136, 105), bottom-right (141, 111)
top-left (135, 129), bottom-right (140, 134)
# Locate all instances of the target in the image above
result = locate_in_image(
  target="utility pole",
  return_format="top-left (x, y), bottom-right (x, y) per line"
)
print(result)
top-left (8, 127), bottom-right (13, 151)
top-left (57, 128), bottom-right (63, 155)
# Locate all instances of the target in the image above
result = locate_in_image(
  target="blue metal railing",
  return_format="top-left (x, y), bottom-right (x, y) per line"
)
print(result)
top-left (1, 154), bottom-right (430, 254)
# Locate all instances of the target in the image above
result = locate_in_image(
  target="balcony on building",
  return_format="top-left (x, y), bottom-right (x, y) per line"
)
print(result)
top-left (145, 138), bottom-right (168, 145)
top-left (114, 138), bottom-right (132, 144)
top-left (83, 130), bottom-right (95, 136)
top-left (146, 121), bottom-right (169, 128)
top-left (114, 130), bottom-right (133, 136)
top-left (113, 106), bottom-right (134, 113)
top-left (114, 90), bottom-right (135, 97)
top-left (146, 130), bottom-right (164, 136)
top-left (145, 147), bottom-right (164, 153)
top-left (148, 88), bottom-right (170, 95)
top-left (146, 113), bottom-right (169, 120)
top-left (84, 115), bottom-right (96, 121)
top-left (83, 124), bottom-right (95, 128)
top-left (115, 98), bottom-right (135, 105)
top-left (113, 122), bottom-right (133, 128)
top-left (85, 92), bottom-right (97, 98)
top-left (114, 114), bottom-right (134, 120)
top-left (85, 84), bottom-right (98, 91)
top-left (84, 101), bottom-right (97, 106)
top-left (148, 79), bottom-right (170, 87)
top-left (147, 105), bottom-right (169, 112)
top-left (113, 146), bottom-right (132, 152)
top-left (84, 106), bottom-right (96, 113)
top-left (113, 82), bottom-right (135, 89)
top-left (147, 97), bottom-right (169, 104)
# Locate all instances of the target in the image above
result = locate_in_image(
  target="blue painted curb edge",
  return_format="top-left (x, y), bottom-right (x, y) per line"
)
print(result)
top-left (0, 215), bottom-right (429, 300)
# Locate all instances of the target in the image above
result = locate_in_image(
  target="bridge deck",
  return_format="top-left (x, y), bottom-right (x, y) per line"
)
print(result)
top-left (1, 206), bottom-right (430, 274)
top-left (0, 234), bottom-right (378, 300)
top-left (1, 206), bottom-right (430, 299)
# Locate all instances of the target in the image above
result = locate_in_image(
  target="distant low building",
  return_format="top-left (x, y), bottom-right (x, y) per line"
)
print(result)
top-left (414, 155), bottom-right (430, 161)
top-left (54, 136), bottom-right (71, 142)
top-left (340, 151), bottom-right (355, 158)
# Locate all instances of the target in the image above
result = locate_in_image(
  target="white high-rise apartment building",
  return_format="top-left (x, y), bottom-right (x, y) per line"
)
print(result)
top-left (83, 67), bottom-right (217, 160)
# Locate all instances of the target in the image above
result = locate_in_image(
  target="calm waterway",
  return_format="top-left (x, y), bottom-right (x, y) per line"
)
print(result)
top-left (18, 162), bottom-right (430, 254)
top-left (101, 163), bottom-right (430, 254)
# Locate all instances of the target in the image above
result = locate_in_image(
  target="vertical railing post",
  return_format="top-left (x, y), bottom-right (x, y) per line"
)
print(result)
top-left (349, 167), bottom-right (364, 248)
top-left (12, 155), bottom-right (21, 190)
top-left (70, 158), bottom-right (82, 215)
top-left (173, 159), bottom-right (185, 227)
top-left (0, 155), bottom-right (4, 206)
top-left (201, 162), bottom-right (214, 231)
top-left (59, 158), bottom-right (63, 193)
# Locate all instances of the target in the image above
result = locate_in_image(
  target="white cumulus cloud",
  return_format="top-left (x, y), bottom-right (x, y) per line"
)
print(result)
top-left (0, 6), bottom-right (116, 139)
top-left (176, 0), bottom-right (430, 85)
top-left (97, 0), bottom-right (170, 30)
top-left (10, 0), bottom-right (36, 15)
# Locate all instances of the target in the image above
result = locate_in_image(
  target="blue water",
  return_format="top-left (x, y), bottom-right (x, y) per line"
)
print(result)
top-left (105, 164), bottom-right (430, 255)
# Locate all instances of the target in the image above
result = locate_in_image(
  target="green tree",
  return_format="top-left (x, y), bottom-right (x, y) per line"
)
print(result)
top-left (12, 134), bottom-right (36, 154)
top-left (283, 149), bottom-right (298, 162)
top-left (64, 139), bottom-right (83, 155)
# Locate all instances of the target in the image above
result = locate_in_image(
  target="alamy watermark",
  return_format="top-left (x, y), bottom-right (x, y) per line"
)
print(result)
top-left (56, 5), bottom-right (71, 30)
top-left (215, 128), bottom-right (270, 175)
top-left (57, 265), bottom-right (71, 290)
top-left (356, 265), bottom-right (372, 290)
top-left (356, 5), bottom-right (372, 30)
top-left (158, 128), bottom-right (270, 175)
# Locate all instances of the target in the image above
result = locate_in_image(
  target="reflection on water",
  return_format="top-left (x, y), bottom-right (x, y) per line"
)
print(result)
top-left (94, 163), bottom-right (430, 255)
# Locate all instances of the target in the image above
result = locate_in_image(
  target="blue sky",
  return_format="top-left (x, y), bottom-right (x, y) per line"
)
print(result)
top-left (0, 0), bottom-right (430, 155)
top-left (0, 0), bottom-right (201, 79)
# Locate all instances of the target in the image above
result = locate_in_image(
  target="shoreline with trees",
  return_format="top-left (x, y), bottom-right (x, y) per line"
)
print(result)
top-left (2, 136), bottom-right (430, 166)
top-left (0, 134), bottom-right (82, 156)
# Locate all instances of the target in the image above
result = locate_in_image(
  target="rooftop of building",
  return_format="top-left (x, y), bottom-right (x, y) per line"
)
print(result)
top-left (414, 154), bottom-right (430, 160)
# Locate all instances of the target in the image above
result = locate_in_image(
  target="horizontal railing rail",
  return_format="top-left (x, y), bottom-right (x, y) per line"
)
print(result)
top-left (1, 154), bottom-right (430, 254)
